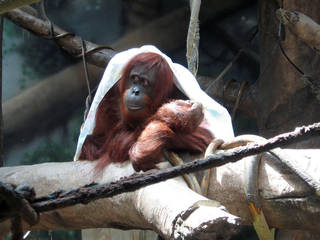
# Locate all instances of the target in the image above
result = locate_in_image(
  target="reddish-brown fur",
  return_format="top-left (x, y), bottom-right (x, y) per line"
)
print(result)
top-left (80, 52), bottom-right (213, 171)
top-left (130, 100), bottom-right (213, 171)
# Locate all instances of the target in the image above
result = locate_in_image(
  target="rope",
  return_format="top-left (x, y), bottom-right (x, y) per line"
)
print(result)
top-left (0, 182), bottom-right (39, 240)
top-left (165, 151), bottom-right (202, 194)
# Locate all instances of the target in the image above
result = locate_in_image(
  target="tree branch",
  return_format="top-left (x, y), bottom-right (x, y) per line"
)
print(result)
top-left (0, 161), bottom-right (241, 239)
top-left (0, 0), bottom-right (39, 14)
top-left (4, 122), bottom-right (320, 215)
top-left (4, 8), bottom-right (115, 68)
top-left (1, 123), bottom-right (320, 237)
top-left (276, 8), bottom-right (320, 53)
top-left (38, 122), bottom-right (320, 210)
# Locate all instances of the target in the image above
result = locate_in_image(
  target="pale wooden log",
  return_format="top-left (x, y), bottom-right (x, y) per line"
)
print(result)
top-left (0, 148), bottom-right (319, 238)
top-left (209, 149), bottom-right (320, 231)
top-left (256, 0), bottom-right (320, 148)
top-left (276, 9), bottom-right (320, 53)
top-left (0, 161), bottom-right (240, 240)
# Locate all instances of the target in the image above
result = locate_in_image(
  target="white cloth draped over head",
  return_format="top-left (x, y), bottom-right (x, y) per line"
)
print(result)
top-left (74, 45), bottom-right (234, 161)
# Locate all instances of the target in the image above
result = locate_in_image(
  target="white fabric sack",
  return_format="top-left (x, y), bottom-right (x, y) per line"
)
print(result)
top-left (74, 45), bottom-right (234, 161)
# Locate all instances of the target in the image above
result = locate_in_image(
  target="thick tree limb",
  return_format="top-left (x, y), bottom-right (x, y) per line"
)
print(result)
top-left (0, 0), bottom-right (39, 14)
top-left (1, 123), bottom-right (320, 238)
top-left (0, 162), bottom-right (241, 240)
top-left (209, 148), bottom-right (320, 230)
top-left (4, 9), bottom-right (115, 68)
top-left (18, 122), bottom-right (320, 213)
top-left (276, 9), bottom-right (320, 53)
top-left (275, 9), bottom-right (320, 104)
top-left (256, 1), bottom-right (320, 147)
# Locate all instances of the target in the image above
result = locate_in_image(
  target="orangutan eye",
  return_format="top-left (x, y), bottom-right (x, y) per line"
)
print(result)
top-left (130, 75), bottom-right (139, 84)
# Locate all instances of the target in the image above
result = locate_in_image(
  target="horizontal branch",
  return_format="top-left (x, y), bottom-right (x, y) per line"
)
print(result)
top-left (4, 8), bottom-right (115, 68)
top-left (30, 122), bottom-right (320, 213)
top-left (1, 126), bottom-right (320, 236)
top-left (0, 161), bottom-right (241, 239)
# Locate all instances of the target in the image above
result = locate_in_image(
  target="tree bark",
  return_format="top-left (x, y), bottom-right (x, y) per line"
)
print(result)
top-left (0, 148), bottom-right (319, 238)
top-left (0, 161), bottom-right (240, 240)
top-left (255, 0), bottom-right (320, 147)
top-left (4, 8), bottom-right (115, 68)
top-left (276, 9), bottom-right (320, 54)
top-left (208, 148), bottom-right (320, 229)
top-left (244, 2), bottom-right (320, 238)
